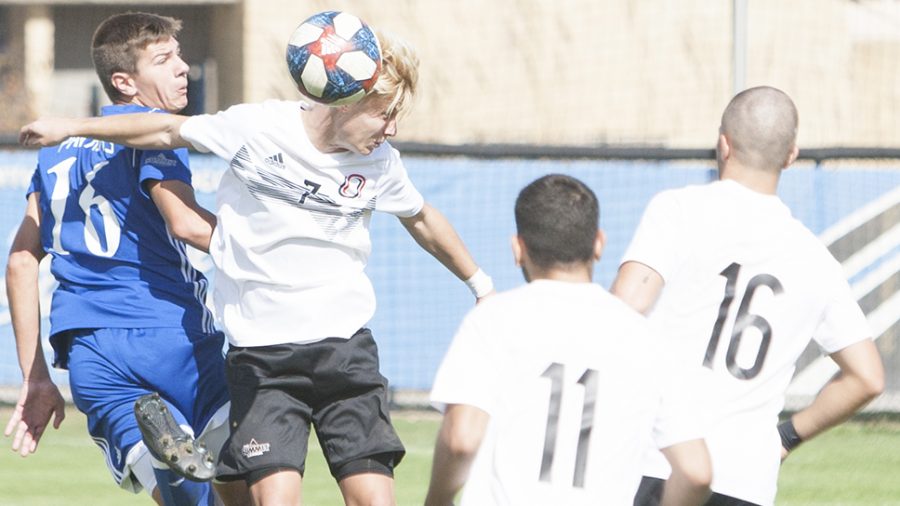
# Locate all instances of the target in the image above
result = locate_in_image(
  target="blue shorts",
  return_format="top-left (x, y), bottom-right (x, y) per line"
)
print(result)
top-left (63, 327), bottom-right (229, 490)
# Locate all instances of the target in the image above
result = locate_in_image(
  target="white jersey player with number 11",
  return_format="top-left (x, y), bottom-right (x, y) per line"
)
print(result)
top-left (426, 174), bottom-right (711, 506)
top-left (613, 86), bottom-right (885, 506)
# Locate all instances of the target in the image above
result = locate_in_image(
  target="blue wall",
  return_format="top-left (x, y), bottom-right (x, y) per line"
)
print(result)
top-left (2, 150), bottom-right (898, 390)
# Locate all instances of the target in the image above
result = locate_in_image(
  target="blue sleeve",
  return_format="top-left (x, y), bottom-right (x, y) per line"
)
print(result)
top-left (26, 166), bottom-right (42, 199)
top-left (137, 147), bottom-right (192, 199)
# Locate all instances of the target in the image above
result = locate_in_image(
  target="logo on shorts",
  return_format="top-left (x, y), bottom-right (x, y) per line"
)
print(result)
top-left (241, 438), bottom-right (271, 458)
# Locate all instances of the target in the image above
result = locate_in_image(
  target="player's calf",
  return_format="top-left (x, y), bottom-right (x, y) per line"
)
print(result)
top-left (135, 393), bottom-right (216, 482)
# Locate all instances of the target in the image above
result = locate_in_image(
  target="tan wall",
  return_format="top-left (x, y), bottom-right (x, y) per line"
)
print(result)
top-left (211, 4), bottom-right (244, 108)
top-left (0, 6), bottom-right (34, 134)
top-left (5, 0), bottom-right (900, 148)
top-left (228, 0), bottom-right (900, 148)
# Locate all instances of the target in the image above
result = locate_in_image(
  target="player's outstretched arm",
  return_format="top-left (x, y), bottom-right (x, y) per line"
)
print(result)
top-left (424, 404), bottom-right (489, 506)
top-left (148, 180), bottom-right (217, 253)
top-left (780, 339), bottom-right (884, 458)
top-left (3, 194), bottom-right (66, 457)
top-left (611, 261), bottom-right (664, 315)
top-left (20, 113), bottom-right (191, 150)
top-left (659, 439), bottom-right (711, 506)
top-left (399, 203), bottom-right (494, 301)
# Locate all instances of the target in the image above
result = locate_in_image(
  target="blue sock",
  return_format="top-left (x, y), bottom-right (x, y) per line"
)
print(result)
top-left (152, 467), bottom-right (215, 506)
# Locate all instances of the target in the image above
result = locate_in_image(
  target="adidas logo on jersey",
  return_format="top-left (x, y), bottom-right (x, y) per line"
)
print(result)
top-left (264, 152), bottom-right (285, 169)
top-left (241, 438), bottom-right (271, 458)
top-left (145, 153), bottom-right (178, 167)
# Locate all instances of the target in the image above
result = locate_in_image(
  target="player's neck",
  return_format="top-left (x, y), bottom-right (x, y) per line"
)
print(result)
top-left (301, 105), bottom-right (343, 153)
top-left (525, 264), bottom-right (593, 283)
top-left (719, 163), bottom-right (780, 195)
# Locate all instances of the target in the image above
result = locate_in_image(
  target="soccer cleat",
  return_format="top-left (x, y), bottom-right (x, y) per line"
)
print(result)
top-left (134, 393), bottom-right (216, 482)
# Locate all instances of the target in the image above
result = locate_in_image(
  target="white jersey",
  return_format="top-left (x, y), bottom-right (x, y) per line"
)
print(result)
top-left (430, 280), bottom-right (702, 506)
top-left (180, 100), bottom-right (424, 346)
top-left (622, 179), bottom-right (871, 505)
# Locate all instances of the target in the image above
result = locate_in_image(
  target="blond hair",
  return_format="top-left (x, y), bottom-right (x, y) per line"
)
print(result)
top-left (371, 30), bottom-right (419, 118)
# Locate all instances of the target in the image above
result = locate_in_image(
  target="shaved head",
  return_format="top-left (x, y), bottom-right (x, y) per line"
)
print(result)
top-left (720, 86), bottom-right (798, 172)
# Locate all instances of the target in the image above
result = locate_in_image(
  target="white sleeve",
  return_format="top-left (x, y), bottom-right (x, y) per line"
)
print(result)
top-left (373, 147), bottom-right (424, 218)
top-left (180, 103), bottom-right (262, 160)
top-left (813, 274), bottom-right (872, 353)
top-left (621, 190), bottom-right (685, 282)
top-left (651, 365), bottom-right (712, 449)
top-left (430, 307), bottom-right (499, 414)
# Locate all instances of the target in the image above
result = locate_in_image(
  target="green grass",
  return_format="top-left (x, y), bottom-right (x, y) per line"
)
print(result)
top-left (1, 406), bottom-right (899, 505)
top-left (0, 406), bottom-right (440, 506)
top-left (776, 417), bottom-right (900, 505)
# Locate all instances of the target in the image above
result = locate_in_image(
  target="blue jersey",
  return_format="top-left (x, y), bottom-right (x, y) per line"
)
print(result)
top-left (27, 104), bottom-right (215, 367)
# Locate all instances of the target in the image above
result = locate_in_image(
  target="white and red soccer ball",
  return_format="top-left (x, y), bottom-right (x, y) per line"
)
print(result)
top-left (286, 11), bottom-right (382, 105)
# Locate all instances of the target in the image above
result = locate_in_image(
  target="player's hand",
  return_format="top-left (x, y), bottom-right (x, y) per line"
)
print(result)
top-left (780, 445), bottom-right (789, 462)
top-left (19, 118), bottom-right (76, 147)
top-left (4, 379), bottom-right (66, 457)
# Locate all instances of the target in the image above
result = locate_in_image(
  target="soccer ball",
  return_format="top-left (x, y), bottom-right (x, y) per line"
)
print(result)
top-left (286, 11), bottom-right (382, 106)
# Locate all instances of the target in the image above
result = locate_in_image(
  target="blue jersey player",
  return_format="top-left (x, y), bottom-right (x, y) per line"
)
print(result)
top-left (4, 12), bottom-right (247, 506)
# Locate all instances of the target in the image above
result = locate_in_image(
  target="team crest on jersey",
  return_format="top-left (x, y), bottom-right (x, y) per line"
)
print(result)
top-left (241, 438), bottom-right (271, 458)
top-left (339, 174), bottom-right (366, 198)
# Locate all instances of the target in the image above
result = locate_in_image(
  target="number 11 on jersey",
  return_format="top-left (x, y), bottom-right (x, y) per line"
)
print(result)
top-left (539, 362), bottom-right (599, 488)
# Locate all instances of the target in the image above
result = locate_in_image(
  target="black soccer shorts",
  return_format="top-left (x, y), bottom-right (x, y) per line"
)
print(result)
top-left (216, 328), bottom-right (405, 483)
top-left (633, 476), bottom-right (761, 506)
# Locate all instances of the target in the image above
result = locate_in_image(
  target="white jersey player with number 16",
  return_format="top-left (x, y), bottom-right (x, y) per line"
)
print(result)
top-left (613, 86), bottom-right (885, 506)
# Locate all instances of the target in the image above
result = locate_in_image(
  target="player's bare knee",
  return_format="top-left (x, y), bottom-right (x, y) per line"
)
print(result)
top-left (343, 494), bottom-right (395, 506)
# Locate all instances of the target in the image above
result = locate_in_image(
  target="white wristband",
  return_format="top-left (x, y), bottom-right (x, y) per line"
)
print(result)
top-left (464, 268), bottom-right (494, 298)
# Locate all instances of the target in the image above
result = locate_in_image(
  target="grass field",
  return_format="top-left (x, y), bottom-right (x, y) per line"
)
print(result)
top-left (1, 406), bottom-right (899, 505)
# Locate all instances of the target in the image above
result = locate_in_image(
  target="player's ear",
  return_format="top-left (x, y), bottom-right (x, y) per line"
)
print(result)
top-left (717, 133), bottom-right (731, 162)
top-left (511, 235), bottom-right (525, 267)
top-left (593, 229), bottom-right (606, 261)
top-left (110, 72), bottom-right (137, 100)
top-left (783, 143), bottom-right (800, 169)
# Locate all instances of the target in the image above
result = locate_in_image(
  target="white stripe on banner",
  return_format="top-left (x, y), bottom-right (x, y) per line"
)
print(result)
top-left (841, 223), bottom-right (900, 280)
top-left (788, 188), bottom-right (900, 400)
top-left (852, 252), bottom-right (900, 300)
top-left (818, 184), bottom-right (900, 245)
top-left (787, 290), bottom-right (900, 399)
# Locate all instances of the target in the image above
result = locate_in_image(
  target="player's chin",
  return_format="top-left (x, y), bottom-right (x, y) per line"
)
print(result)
top-left (168, 93), bottom-right (189, 113)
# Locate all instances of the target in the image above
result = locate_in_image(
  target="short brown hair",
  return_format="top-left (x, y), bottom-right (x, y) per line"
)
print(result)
top-left (91, 12), bottom-right (182, 103)
top-left (515, 174), bottom-right (599, 269)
